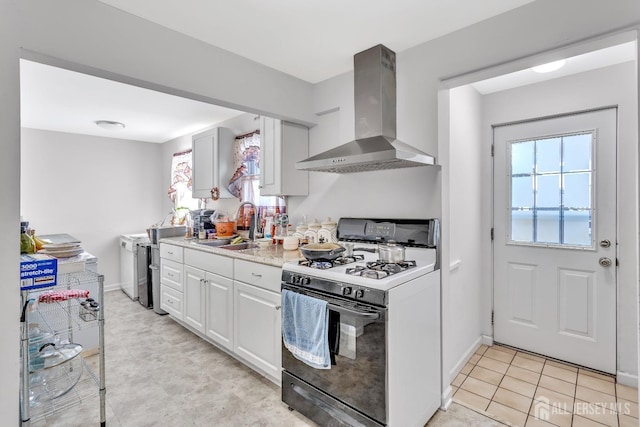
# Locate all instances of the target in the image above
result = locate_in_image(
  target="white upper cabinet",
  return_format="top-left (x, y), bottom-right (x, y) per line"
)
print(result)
top-left (259, 117), bottom-right (309, 196)
top-left (192, 127), bottom-right (236, 199)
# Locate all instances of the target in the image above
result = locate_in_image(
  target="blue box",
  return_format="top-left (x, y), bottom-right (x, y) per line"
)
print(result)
top-left (20, 254), bottom-right (58, 291)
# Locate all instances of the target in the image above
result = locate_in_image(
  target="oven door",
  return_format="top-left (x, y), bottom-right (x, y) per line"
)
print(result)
top-left (281, 284), bottom-right (387, 426)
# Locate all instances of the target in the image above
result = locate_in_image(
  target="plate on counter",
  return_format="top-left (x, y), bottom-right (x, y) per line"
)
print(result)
top-left (38, 247), bottom-right (84, 258)
top-left (42, 243), bottom-right (82, 250)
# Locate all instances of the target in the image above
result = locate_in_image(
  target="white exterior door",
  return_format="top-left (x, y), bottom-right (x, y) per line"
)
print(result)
top-left (493, 108), bottom-right (617, 373)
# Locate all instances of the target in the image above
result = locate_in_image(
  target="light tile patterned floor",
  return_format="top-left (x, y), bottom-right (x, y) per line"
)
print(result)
top-left (452, 345), bottom-right (639, 427)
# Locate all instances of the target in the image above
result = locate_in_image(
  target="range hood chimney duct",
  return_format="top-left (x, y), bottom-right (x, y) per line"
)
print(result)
top-left (296, 44), bottom-right (436, 173)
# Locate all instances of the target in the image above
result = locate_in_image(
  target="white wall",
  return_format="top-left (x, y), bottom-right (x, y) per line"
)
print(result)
top-left (2, 0), bottom-right (640, 421)
top-left (441, 85), bottom-right (485, 391)
top-left (1, 1), bottom-right (21, 422)
top-left (20, 128), bottom-right (164, 286)
top-left (482, 61), bottom-right (639, 380)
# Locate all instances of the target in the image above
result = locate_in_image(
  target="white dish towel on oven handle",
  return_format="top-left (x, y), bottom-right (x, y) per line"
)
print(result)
top-left (281, 289), bottom-right (331, 369)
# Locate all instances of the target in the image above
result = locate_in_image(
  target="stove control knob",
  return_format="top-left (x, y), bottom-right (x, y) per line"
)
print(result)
top-left (342, 286), bottom-right (352, 296)
top-left (289, 275), bottom-right (300, 284)
top-left (300, 277), bottom-right (311, 286)
top-left (355, 289), bottom-right (365, 299)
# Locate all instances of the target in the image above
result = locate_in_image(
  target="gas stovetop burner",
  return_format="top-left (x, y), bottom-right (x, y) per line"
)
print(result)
top-left (298, 254), bottom-right (365, 269)
top-left (346, 260), bottom-right (417, 279)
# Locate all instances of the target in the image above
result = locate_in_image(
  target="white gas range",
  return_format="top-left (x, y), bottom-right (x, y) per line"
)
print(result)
top-left (283, 244), bottom-right (437, 294)
top-left (281, 218), bottom-right (441, 427)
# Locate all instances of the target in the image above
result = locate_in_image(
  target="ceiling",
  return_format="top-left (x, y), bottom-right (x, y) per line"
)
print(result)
top-left (471, 42), bottom-right (636, 94)
top-left (19, 1), bottom-right (636, 144)
top-left (20, 60), bottom-right (245, 143)
top-left (96, 0), bottom-right (536, 84)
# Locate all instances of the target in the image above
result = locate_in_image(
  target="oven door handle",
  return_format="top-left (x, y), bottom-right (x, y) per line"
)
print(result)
top-left (327, 303), bottom-right (380, 320)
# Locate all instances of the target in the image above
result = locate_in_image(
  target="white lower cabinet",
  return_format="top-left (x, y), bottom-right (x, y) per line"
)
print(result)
top-left (161, 244), bottom-right (283, 383)
top-left (205, 272), bottom-right (234, 351)
top-left (233, 280), bottom-right (282, 381)
top-left (184, 265), bottom-right (206, 333)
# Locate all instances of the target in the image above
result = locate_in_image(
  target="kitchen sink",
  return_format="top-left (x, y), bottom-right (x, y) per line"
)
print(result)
top-left (193, 239), bottom-right (230, 247)
top-left (219, 242), bottom-right (259, 251)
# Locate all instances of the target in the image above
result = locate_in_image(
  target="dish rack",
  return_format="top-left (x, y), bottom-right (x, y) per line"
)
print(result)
top-left (20, 271), bottom-right (106, 426)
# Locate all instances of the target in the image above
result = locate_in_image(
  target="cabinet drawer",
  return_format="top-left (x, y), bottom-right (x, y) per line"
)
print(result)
top-left (234, 259), bottom-right (281, 293)
top-left (161, 259), bottom-right (183, 291)
top-left (185, 248), bottom-right (233, 278)
top-left (160, 284), bottom-right (183, 320)
top-left (160, 243), bottom-right (183, 263)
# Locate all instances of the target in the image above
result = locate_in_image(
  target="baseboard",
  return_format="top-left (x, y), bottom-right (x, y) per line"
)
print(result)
top-left (481, 335), bottom-right (493, 346)
top-left (104, 283), bottom-right (121, 293)
top-left (448, 336), bottom-right (482, 385)
top-left (441, 384), bottom-right (454, 410)
top-left (617, 371), bottom-right (639, 388)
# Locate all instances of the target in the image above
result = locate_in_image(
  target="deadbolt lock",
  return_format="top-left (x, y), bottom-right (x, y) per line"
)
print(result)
top-left (599, 257), bottom-right (612, 267)
top-left (599, 239), bottom-right (611, 248)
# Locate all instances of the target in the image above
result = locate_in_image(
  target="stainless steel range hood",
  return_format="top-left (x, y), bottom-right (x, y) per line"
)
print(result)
top-left (296, 44), bottom-right (436, 173)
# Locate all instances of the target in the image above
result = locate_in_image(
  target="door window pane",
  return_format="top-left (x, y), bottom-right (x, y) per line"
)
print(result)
top-left (508, 131), bottom-right (594, 247)
top-left (511, 210), bottom-right (533, 242)
top-left (511, 141), bottom-right (534, 174)
top-left (564, 173), bottom-right (591, 208)
top-left (537, 174), bottom-right (561, 208)
top-left (563, 210), bottom-right (592, 246)
top-left (536, 137), bottom-right (561, 173)
top-left (563, 133), bottom-right (592, 171)
top-left (512, 176), bottom-right (534, 208)
top-left (536, 209), bottom-right (560, 244)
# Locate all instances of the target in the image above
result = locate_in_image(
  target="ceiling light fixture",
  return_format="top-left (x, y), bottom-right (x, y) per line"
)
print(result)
top-left (532, 59), bottom-right (566, 73)
top-left (95, 120), bottom-right (126, 130)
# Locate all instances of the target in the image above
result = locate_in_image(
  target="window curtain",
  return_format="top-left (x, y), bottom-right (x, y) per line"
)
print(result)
top-left (228, 130), bottom-right (261, 203)
top-left (168, 149), bottom-right (198, 212)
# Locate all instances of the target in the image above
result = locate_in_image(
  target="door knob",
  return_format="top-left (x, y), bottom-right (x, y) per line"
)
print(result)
top-left (599, 257), bottom-right (612, 267)
top-left (599, 240), bottom-right (611, 248)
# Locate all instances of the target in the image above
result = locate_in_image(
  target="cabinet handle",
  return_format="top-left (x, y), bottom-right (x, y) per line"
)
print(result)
top-left (167, 251), bottom-right (174, 255)
top-left (168, 273), bottom-right (174, 277)
top-left (251, 273), bottom-right (262, 278)
top-left (275, 305), bottom-right (281, 310)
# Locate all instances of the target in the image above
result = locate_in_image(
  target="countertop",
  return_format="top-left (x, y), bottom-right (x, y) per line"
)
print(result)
top-left (159, 236), bottom-right (304, 268)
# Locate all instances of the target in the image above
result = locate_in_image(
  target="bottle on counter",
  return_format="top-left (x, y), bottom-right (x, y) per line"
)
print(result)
top-left (20, 222), bottom-right (35, 254)
top-left (274, 214), bottom-right (289, 245)
top-left (264, 216), bottom-right (274, 240)
top-left (185, 214), bottom-right (194, 238)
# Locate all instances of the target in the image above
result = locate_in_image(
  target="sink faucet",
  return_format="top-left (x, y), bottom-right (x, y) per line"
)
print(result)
top-left (235, 202), bottom-right (257, 241)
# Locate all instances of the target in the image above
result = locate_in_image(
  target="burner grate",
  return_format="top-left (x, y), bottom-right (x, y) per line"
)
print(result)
top-left (298, 254), bottom-right (365, 269)
top-left (346, 260), bottom-right (417, 279)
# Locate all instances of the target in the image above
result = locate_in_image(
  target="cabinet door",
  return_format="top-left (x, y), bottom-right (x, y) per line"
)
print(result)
top-left (259, 117), bottom-right (309, 196)
top-left (233, 281), bottom-right (282, 381)
top-left (192, 132), bottom-right (215, 198)
top-left (192, 127), bottom-right (235, 199)
top-left (205, 272), bottom-right (234, 351)
top-left (259, 117), bottom-right (281, 195)
top-left (184, 265), bottom-right (206, 333)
